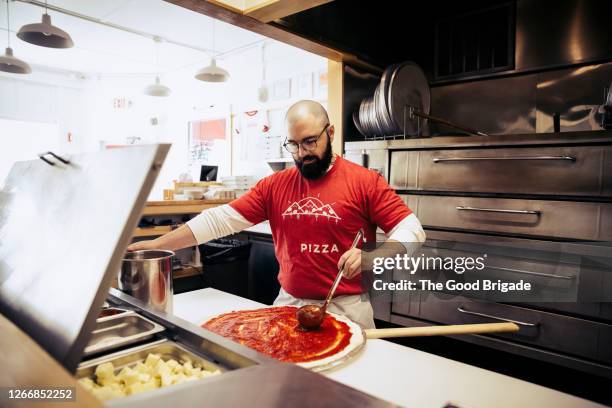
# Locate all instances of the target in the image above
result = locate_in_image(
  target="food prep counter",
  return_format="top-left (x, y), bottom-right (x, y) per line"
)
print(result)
top-left (1, 144), bottom-right (605, 407)
top-left (0, 146), bottom-right (393, 407)
top-left (174, 288), bottom-right (604, 408)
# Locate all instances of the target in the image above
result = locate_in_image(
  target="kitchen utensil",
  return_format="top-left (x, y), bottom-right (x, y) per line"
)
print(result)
top-left (365, 322), bottom-right (519, 339)
top-left (372, 86), bottom-right (386, 136)
top-left (205, 304), bottom-right (520, 373)
top-left (378, 64), bottom-right (400, 134)
top-left (354, 62), bottom-right (431, 139)
top-left (388, 61), bottom-right (430, 136)
top-left (119, 250), bottom-right (175, 314)
top-left (83, 312), bottom-right (165, 356)
top-left (297, 229), bottom-right (365, 330)
top-left (352, 110), bottom-right (366, 137)
top-left (311, 317), bottom-right (519, 372)
top-left (98, 307), bottom-right (130, 320)
top-left (409, 108), bottom-right (489, 137)
top-left (77, 339), bottom-right (224, 383)
top-left (322, 321), bottom-right (516, 372)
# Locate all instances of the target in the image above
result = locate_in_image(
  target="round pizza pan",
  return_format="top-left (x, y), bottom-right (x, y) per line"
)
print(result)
top-left (387, 61), bottom-right (430, 136)
top-left (352, 109), bottom-right (367, 138)
top-left (378, 64), bottom-right (399, 135)
top-left (372, 85), bottom-right (385, 137)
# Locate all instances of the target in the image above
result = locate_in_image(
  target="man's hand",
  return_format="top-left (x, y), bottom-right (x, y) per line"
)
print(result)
top-left (126, 225), bottom-right (198, 252)
top-left (127, 239), bottom-right (160, 252)
top-left (337, 247), bottom-right (362, 279)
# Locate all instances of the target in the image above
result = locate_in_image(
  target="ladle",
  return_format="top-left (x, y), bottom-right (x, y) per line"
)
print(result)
top-left (297, 229), bottom-right (364, 330)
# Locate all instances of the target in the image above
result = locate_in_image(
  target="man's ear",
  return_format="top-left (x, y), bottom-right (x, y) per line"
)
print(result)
top-left (328, 125), bottom-right (335, 143)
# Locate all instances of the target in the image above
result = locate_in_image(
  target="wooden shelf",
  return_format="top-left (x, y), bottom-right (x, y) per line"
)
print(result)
top-left (173, 265), bottom-right (202, 279)
top-left (133, 225), bottom-right (175, 237)
top-left (142, 199), bottom-right (232, 216)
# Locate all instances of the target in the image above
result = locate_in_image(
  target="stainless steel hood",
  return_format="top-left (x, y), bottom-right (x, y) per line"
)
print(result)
top-left (0, 144), bottom-right (170, 372)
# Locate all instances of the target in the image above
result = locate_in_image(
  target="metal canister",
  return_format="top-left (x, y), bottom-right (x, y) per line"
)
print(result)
top-left (119, 250), bottom-right (174, 314)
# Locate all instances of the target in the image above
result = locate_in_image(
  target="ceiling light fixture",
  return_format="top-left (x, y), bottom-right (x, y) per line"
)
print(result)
top-left (195, 19), bottom-right (230, 83)
top-left (144, 75), bottom-right (171, 97)
top-left (17, 0), bottom-right (73, 48)
top-left (0, 0), bottom-right (31, 74)
top-left (257, 42), bottom-right (268, 102)
top-left (144, 37), bottom-right (171, 97)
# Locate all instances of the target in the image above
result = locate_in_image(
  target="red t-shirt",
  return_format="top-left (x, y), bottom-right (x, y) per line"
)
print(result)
top-left (229, 156), bottom-right (411, 299)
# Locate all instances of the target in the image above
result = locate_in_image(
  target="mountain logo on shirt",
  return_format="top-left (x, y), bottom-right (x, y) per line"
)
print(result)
top-left (282, 197), bottom-right (341, 221)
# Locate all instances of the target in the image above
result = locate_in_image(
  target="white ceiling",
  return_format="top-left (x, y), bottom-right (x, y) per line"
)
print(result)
top-left (0, 0), bottom-right (266, 75)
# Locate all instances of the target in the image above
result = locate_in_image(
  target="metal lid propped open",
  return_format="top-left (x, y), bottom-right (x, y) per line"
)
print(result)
top-left (0, 144), bottom-right (170, 372)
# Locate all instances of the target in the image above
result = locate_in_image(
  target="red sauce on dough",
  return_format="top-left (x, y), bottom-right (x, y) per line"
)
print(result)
top-left (202, 306), bottom-right (352, 363)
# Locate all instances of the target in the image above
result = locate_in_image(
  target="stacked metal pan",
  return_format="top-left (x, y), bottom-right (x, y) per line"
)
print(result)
top-left (353, 62), bottom-right (431, 138)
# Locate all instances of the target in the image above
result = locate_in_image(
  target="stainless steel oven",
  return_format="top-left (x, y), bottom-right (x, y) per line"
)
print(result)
top-left (347, 130), bottom-right (612, 378)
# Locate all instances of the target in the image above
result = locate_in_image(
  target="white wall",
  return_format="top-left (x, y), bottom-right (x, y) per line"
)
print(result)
top-left (0, 71), bottom-right (89, 184)
top-left (0, 118), bottom-right (59, 184)
top-left (0, 40), bottom-right (327, 200)
top-left (82, 40), bottom-right (327, 199)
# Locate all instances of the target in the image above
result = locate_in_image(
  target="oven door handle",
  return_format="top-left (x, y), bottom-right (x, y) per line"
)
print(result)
top-left (485, 265), bottom-right (575, 280)
top-left (456, 206), bottom-right (541, 215)
top-left (457, 305), bottom-right (539, 327)
top-left (433, 156), bottom-right (576, 163)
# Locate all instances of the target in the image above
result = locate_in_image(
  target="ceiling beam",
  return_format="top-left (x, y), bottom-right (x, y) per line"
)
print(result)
top-left (164, 0), bottom-right (382, 73)
top-left (165, 0), bottom-right (342, 60)
top-left (206, 0), bottom-right (245, 14)
top-left (243, 0), bottom-right (334, 23)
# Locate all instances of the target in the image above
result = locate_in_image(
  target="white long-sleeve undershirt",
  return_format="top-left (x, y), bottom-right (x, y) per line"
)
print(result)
top-left (186, 204), bottom-right (253, 244)
top-left (186, 204), bottom-right (426, 247)
top-left (386, 212), bottom-right (426, 243)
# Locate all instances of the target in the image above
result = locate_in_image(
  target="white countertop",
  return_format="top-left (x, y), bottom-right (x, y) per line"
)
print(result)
top-left (174, 288), bottom-right (603, 408)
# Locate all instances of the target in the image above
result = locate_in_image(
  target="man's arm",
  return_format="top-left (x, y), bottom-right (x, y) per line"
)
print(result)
top-left (338, 214), bottom-right (426, 279)
top-left (128, 224), bottom-right (198, 251)
top-left (386, 213), bottom-right (426, 245)
top-left (127, 204), bottom-right (254, 251)
top-left (129, 175), bottom-right (270, 252)
top-left (367, 213), bottom-right (426, 262)
top-left (339, 170), bottom-right (426, 278)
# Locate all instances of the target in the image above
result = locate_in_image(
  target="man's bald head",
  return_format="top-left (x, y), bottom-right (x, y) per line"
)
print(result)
top-left (285, 100), bottom-right (329, 129)
top-left (284, 100), bottom-right (334, 180)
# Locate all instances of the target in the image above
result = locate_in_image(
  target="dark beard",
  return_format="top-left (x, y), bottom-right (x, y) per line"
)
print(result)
top-left (295, 137), bottom-right (333, 180)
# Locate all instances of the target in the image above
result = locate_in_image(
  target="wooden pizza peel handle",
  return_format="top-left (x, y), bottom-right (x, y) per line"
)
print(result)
top-left (365, 322), bottom-right (519, 339)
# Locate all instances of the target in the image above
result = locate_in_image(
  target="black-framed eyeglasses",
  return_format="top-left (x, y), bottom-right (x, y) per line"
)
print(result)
top-left (283, 124), bottom-right (329, 154)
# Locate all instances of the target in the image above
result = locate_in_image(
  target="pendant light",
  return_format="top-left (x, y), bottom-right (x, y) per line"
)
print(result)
top-left (144, 37), bottom-right (171, 97)
top-left (195, 19), bottom-right (230, 83)
top-left (144, 75), bottom-right (171, 97)
top-left (0, 0), bottom-right (31, 74)
top-left (17, 0), bottom-right (73, 48)
top-left (257, 43), bottom-right (268, 102)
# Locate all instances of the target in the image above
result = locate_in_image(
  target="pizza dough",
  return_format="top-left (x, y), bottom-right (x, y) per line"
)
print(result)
top-left (202, 306), bottom-right (365, 370)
